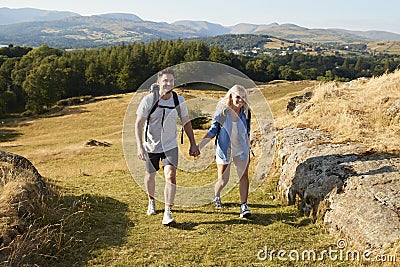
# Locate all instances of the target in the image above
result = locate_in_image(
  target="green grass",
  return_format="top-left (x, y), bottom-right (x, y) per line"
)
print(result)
top-left (1, 85), bottom-right (386, 266)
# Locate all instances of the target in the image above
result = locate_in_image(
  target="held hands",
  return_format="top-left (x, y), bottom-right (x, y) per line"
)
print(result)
top-left (189, 143), bottom-right (200, 157)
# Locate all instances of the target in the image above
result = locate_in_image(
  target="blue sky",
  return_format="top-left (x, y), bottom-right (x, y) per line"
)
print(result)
top-left (1, 0), bottom-right (399, 33)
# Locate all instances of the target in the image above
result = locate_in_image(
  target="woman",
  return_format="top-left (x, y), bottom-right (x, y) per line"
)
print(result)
top-left (198, 84), bottom-right (251, 218)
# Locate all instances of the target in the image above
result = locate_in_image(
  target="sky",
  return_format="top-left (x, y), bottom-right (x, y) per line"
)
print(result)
top-left (1, 0), bottom-right (399, 34)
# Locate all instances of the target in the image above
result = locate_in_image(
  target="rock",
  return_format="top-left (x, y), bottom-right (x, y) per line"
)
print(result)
top-left (324, 167), bottom-right (400, 251)
top-left (286, 91), bottom-right (312, 113)
top-left (385, 98), bottom-right (400, 122)
top-left (0, 151), bottom-right (47, 247)
top-left (293, 103), bottom-right (313, 116)
top-left (276, 126), bottom-right (400, 252)
top-left (85, 139), bottom-right (111, 147)
top-left (277, 127), bottom-right (366, 216)
top-left (0, 150), bottom-right (46, 193)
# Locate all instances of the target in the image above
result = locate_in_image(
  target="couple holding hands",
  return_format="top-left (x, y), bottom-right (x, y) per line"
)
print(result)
top-left (135, 68), bottom-right (252, 225)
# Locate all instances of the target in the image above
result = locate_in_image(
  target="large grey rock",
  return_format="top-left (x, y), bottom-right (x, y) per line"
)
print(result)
top-left (325, 165), bottom-right (400, 250)
top-left (277, 126), bottom-right (366, 212)
top-left (0, 150), bottom-right (46, 193)
top-left (276, 126), bottom-right (400, 251)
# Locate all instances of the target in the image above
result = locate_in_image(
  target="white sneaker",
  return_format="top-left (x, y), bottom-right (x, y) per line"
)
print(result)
top-left (240, 202), bottom-right (251, 218)
top-left (147, 199), bottom-right (156, 215)
top-left (162, 209), bottom-right (175, 225)
top-left (213, 196), bottom-right (222, 209)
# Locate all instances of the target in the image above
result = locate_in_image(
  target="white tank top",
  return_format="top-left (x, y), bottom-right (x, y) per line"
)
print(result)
top-left (230, 122), bottom-right (242, 157)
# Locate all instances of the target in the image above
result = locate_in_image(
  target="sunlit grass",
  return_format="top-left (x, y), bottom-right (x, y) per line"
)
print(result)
top-left (0, 83), bottom-right (373, 266)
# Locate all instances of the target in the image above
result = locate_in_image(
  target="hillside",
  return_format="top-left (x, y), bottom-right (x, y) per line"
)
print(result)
top-left (276, 69), bottom-right (400, 154)
top-left (0, 7), bottom-right (79, 25)
top-left (0, 8), bottom-right (400, 48)
top-left (236, 23), bottom-right (400, 43)
top-left (0, 80), bottom-right (342, 266)
top-left (1, 72), bottom-right (399, 264)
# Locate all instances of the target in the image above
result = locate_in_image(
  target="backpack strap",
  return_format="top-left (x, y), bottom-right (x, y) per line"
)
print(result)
top-left (172, 91), bottom-right (184, 144)
top-left (172, 91), bottom-right (182, 120)
top-left (145, 91), bottom-right (183, 143)
top-left (145, 92), bottom-right (159, 142)
top-left (246, 110), bottom-right (251, 137)
top-left (214, 109), bottom-right (251, 145)
top-left (215, 112), bottom-right (226, 145)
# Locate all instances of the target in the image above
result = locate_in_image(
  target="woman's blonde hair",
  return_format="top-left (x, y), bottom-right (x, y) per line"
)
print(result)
top-left (217, 84), bottom-right (250, 118)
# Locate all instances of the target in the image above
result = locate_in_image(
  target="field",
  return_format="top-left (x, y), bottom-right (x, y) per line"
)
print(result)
top-left (1, 80), bottom-right (395, 266)
top-left (367, 41), bottom-right (400, 55)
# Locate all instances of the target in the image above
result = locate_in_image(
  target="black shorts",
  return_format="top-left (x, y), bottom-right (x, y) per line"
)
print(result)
top-left (145, 147), bottom-right (178, 173)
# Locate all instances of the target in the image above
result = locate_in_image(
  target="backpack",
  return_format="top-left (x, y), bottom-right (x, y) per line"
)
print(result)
top-left (145, 83), bottom-right (183, 144)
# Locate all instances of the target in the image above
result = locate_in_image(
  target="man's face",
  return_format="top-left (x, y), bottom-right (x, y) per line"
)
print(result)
top-left (158, 74), bottom-right (174, 96)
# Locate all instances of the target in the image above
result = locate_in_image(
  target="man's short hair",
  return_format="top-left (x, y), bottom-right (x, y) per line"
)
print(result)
top-left (157, 68), bottom-right (175, 79)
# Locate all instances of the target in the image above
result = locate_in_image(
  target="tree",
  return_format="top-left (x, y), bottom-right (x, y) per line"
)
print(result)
top-left (354, 58), bottom-right (362, 72)
top-left (23, 57), bottom-right (65, 113)
top-left (342, 58), bottom-right (349, 69)
top-left (279, 66), bottom-right (299, 81)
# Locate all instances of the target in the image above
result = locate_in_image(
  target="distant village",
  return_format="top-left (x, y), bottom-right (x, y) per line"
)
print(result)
top-left (229, 41), bottom-right (381, 57)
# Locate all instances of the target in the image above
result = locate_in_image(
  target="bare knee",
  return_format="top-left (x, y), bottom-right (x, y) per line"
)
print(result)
top-left (164, 166), bottom-right (176, 184)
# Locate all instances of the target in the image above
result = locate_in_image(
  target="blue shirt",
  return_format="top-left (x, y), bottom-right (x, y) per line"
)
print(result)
top-left (207, 108), bottom-right (250, 162)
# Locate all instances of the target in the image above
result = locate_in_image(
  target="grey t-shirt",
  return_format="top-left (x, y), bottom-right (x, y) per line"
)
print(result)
top-left (136, 92), bottom-right (188, 153)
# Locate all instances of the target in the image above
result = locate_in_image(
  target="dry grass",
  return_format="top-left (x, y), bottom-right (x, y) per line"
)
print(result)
top-left (3, 81), bottom-right (396, 266)
top-left (276, 70), bottom-right (400, 154)
top-left (0, 160), bottom-right (88, 266)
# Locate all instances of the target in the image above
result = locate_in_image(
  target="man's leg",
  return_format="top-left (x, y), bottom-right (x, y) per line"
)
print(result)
top-left (144, 171), bottom-right (156, 200)
top-left (161, 148), bottom-right (178, 225)
top-left (144, 153), bottom-right (160, 215)
top-left (163, 165), bottom-right (177, 209)
top-left (144, 171), bottom-right (157, 215)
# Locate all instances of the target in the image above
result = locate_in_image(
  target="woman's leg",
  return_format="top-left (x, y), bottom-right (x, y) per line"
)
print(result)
top-left (214, 163), bottom-right (231, 197)
top-left (233, 156), bottom-right (250, 204)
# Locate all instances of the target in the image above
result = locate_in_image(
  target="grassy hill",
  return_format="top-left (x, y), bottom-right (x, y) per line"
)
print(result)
top-left (276, 70), bottom-right (400, 154)
top-left (1, 78), bottom-right (398, 266)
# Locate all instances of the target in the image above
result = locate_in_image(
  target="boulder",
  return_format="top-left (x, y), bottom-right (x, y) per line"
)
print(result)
top-left (276, 127), bottom-right (400, 251)
top-left (0, 151), bottom-right (47, 248)
top-left (0, 150), bottom-right (46, 193)
top-left (286, 91), bottom-right (312, 113)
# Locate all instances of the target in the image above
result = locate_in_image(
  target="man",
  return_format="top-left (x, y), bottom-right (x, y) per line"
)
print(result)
top-left (135, 68), bottom-right (200, 225)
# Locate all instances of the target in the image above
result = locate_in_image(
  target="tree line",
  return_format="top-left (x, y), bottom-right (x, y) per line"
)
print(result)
top-left (0, 40), bottom-right (398, 115)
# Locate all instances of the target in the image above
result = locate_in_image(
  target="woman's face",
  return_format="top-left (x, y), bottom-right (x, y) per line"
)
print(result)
top-left (230, 91), bottom-right (246, 109)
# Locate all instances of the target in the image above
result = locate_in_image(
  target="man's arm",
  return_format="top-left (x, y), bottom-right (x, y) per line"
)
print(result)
top-left (181, 115), bottom-right (200, 156)
top-left (135, 115), bottom-right (148, 160)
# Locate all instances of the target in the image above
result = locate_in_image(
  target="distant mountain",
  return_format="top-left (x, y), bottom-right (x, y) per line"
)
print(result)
top-left (96, 13), bottom-right (143, 22)
top-left (0, 14), bottom-right (198, 48)
top-left (336, 29), bottom-right (400, 42)
top-left (229, 23), bottom-right (387, 43)
top-left (0, 7), bottom-right (399, 49)
top-left (0, 7), bottom-right (79, 25)
top-left (172, 20), bottom-right (229, 36)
